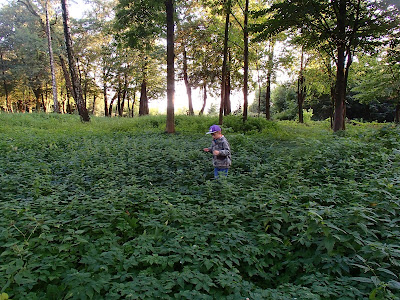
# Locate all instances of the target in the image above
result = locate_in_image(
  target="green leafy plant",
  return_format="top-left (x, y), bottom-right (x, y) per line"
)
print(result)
top-left (0, 113), bottom-right (399, 299)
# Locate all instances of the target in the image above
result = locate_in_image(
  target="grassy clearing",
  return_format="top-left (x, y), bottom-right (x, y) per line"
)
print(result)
top-left (0, 113), bottom-right (399, 299)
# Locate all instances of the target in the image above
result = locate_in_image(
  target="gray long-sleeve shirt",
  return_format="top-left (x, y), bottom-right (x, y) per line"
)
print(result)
top-left (207, 135), bottom-right (231, 168)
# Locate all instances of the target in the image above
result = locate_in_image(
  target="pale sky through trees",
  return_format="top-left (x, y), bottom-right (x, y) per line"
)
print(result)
top-left (0, 0), bottom-right (258, 114)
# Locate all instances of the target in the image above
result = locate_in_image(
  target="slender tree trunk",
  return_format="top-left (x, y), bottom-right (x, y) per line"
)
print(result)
top-left (103, 67), bottom-right (109, 117)
top-left (59, 54), bottom-right (74, 106)
top-left (219, 0), bottom-right (231, 125)
top-left (1, 53), bottom-right (12, 112)
top-left (395, 102), bottom-right (400, 123)
top-left (132, 92), bottom-right (136, 117)
top-left (199, 82), bottom-right (207, 115)
top-left (265, 40), bottom-right (275, 120)
top-left (109, 93), bottom-right (117, 116)
top-left (60, 90), bottom-right (65, 113)
top-left (183, 49), bottom-right (194, 115)
top-left (127, 91), bottom-right (131, 116)
top-left (165, 0), bottom-right (175, 133)
top-left (33, 88), bottom-right (42, 112)
top-left (117, 76), bottom-right (122, 116)
top-left (243, 0), bottom-right (249, 122)
top-left (42, 94), bottom-right (46, 112)
top-left (45, 0), bottom-right (59, 113)
top-left (121, 70), bottom-right (128, 115)
top-left (256, 52), bottom-right (261, 117)
top-left (139, 78), bottom-right (149, 116)
top-left (61, 0), bottom-right (90, 122)
top-left (265, 77), bottom-right (271, 120)
top-left (92, 95), bottom-right (96, 115)
top-left (224, 51), bottom-right (231, 115)
top-left (297, 47), bottom-right (306, 123)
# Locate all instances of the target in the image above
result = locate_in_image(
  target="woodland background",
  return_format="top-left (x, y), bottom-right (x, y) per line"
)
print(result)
top-left (0, 0), bottom-right (399, 131)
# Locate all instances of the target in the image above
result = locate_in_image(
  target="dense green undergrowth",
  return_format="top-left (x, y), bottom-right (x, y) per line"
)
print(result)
top-left (0, 113), bottom-right (399, 299)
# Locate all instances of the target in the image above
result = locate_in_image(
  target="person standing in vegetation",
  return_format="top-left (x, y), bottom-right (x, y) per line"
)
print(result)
top-left (203, 125), bottom-right (231, 178)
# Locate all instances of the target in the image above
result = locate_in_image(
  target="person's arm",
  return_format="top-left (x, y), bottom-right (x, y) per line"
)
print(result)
top-left (203, 142), bottom-right (213, 152)
top-left (214, 140), bottom-right (230, 156)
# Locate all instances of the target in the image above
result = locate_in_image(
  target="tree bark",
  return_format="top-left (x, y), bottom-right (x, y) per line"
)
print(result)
top-left (183, 49), bottom-right (194, 115)
top-left (297, 47), bottom-right (306, 123)
top-left (165, 0), bottom-right (175, 133)
top-left (131, 92), bottom-right (136, 117)
top-left (265, 76), bottom-right (271, 120)
top-left (0, 53), bottom-right (12, 112)
top-left (121, 70), bottom-right (128, 115)
top-left (243, 0), bottom-right (249, 122)
top-left (117, 75), bottom-right (122, 116)
top-left (45, 0), bottom-right (59, 113)
top-left (102, 66), bottom-right (109, 117)
top-left (199, 82), bottom-right (207, 115)
top-left (139, 78), bottom-right (149, 116)
top-left (61, 0), bottom-right (90, 122)
top-left (59, 54), bottom-right (74, 108)
top-left (333, 0), bottom-right (347, 132)
top-left (42, 93), bottom-right (47, 112)
top-left (33, 87), bottom-right (42, 112)
top-left (109, 93), bottom-right (117, 116)
top-left (219, 0), bottom-right (231, 125)
top-left (92, 95), bottom-right (96, 115)
top-left (224, 51), bottom-right (231, 115)
top-left (265, 40), bottom-right (275, 120)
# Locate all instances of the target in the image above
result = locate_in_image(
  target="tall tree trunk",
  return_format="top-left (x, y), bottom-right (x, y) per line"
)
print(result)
top-left (199, 82), bottom-right (207, 115)
top-left (265, 40), bottom-right (275, 120)
top-left (121, 70), bottom-right (128, 115)
top-left (256, 52), bottom-right (261, 117)
top-left (131, 92), bottom-right (136, 117)
top-left (92, 95), bottom-right (96, 115)
top-left (59, 54), bottom-right (74, 112)
top-left (109, 93), bottom-right (117, 116)
top-left (61, 0), bottom-right (90, 122)
top-left (45, 0), bottom-right (59, 113)
top-left (42, 93), bottom-right (46, 112)
top-left (33, 87), bottom-right (42, 112)
top-left (165, 0), bottom-right (175, 133)
top-left (265, 76), bottom-right (271, 120)
top-left (117, 76), bottom-right (122, 116)
top-left (297, 47), bottom-right (306, 123)
top-left (333, 45), bottom-right (346, 132)
top-left (103, 66), bottom-right (109, 117)
top-left (183, 49), bottom-right (194, 115)
top-left (333, 0), bottom-right (346, 132)
top-left (219, 0), bottom-right (231, 125)
top-left (224, 51), bottom-right (231, 115)
top-left (330, 83), bottom-right (335, 128)
top-left (243, 0), bottom-right (249, 122)
top-left (395, 102), bottom-right (400, 123)
top-left (0, 53), bottom-right (12, 112)
top-left (139, 78), bottom-right (149, 116)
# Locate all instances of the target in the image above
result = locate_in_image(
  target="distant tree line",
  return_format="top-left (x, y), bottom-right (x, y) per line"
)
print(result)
top-left (0, 0), bottom-right (399, 131)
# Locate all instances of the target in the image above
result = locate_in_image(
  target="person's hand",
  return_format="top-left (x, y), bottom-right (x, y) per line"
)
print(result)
top-left (213, 150), bottom-right (220, 155)
top-left (203, 148), bottom-right (210, 152)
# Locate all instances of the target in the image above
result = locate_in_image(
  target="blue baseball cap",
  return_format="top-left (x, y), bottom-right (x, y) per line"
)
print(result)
top-left (206, 125), bottom-right (221, 134)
